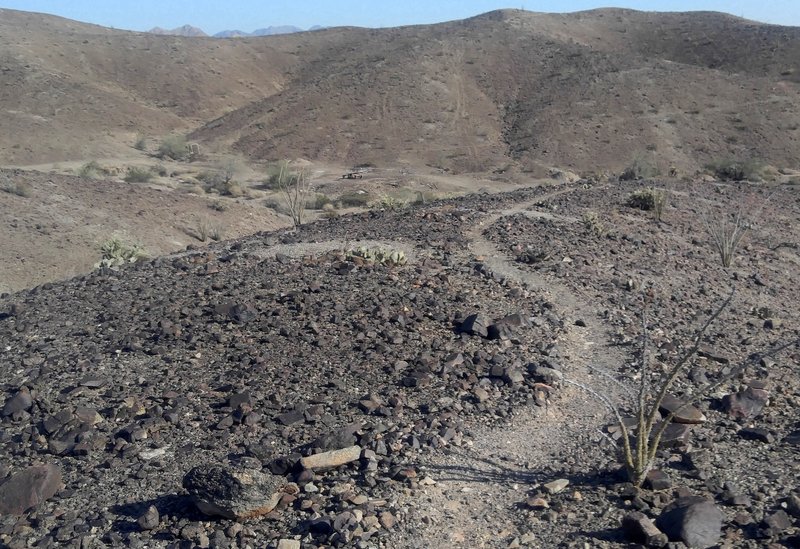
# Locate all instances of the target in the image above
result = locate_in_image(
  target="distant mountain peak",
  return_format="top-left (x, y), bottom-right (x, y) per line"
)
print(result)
top-left (148, 24), bottom-right (208, 37)
top-left (213, 25), bottom-right (308, 38)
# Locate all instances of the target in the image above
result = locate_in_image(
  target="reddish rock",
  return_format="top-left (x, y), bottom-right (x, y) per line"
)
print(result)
top-left (0, 464), bottom-right (63, 516)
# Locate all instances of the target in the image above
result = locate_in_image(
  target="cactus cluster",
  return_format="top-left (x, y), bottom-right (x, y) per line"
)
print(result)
top-left (347, 246), bottom-right (407, 266)
top-left (95, 238), bottom-right (146, 269)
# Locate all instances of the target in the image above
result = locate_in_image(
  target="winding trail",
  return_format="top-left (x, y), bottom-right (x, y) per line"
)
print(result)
top-left (165, 185), bottom-right (630, 546)
top-left (391, 187), bottom-right (631, 548)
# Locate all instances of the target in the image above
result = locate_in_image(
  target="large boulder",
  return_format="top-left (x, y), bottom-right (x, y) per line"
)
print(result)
top-left (656, 496), bottom-right (723, 549)
top-left (182, 466), bottom-right (284, 520)
top-left (0, 464), bottom-right (63, 516)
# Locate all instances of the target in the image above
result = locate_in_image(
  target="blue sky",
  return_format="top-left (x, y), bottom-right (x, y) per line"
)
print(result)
top-left (0, 1), bottom-right (798, 32)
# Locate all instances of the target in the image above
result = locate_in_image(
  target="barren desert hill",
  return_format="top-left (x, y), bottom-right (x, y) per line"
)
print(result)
top-left (192, 8), bottom-right (800, 175)
top-left (1, 7), bottom-right (800, 175)
top-left (0, 8), bottom-right (297, 164)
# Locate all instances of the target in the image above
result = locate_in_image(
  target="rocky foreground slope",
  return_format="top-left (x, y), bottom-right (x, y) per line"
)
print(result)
top-left (1, 179), bottom-right (799, 548)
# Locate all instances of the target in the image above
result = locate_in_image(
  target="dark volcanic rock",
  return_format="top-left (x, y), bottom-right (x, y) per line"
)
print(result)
top-left (182, 466), bottom-right (284, 519)
top-left (487, 312), bottom-right (530, 340)
top-left (137, 505), bottom-right (160, 530)
top-left (721, 387), bottom-right (769, 420)
top-left (656, 497), bottom-right (723, 549)
top-left (2, 387), bottom-right (33, 416)
top-left (658, 394), bottom-right (706, 424)
top-left (622, 511), bottom-right (668, 547)
top-left (461, 313), bottom-right (489, 338)
top-left (0, 464), bottom-right (62, 516)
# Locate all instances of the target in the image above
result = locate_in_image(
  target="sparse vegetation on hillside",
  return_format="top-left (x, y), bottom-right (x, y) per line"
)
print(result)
top-left (1, 176), bottom-right (32, 197)
top-left (157, 135), bottom-right (190, 161)
top-left (337, 191), bottom-right (370, 208)
top-left (702, 206), bottom-right (751, 268)
top-left (567, 291), bottom-right (797, 487)
top-left (123, 166), bottom-right (153, 183)
top-left (77, 160), bottom-right (107, 179)
top-left (196, 219), bottom-right (224, 242)
top-left (274, 161), bottom-right (312, 228)
top-left (619, 154), bottom-right (659, 181)
top-left (626, 187), bottom-right (667, 221)
top-left (705, 158), bottom-right (764, 181)
top-left (133, 134), bottom-right (147, 151)
top-left (582, 211), bottom-right (607, 237)
top-left (96, 237), bottom-right (146, 268)
top-left (347, 246), bottom-right (407, 266)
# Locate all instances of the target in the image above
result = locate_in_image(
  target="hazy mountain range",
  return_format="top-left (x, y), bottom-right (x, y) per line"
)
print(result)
top-left (147, 24), bottom-right (324, 37)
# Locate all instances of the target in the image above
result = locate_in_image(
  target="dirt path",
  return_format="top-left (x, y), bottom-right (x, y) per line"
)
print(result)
top-left (161, 187), bottom-right (631, 547)
top-left (390, 187), bottom-right (631, 548)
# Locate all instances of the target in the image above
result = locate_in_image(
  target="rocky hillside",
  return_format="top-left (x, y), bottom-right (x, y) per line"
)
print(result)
top-left (1, 178), bottom-right (799, 547)
top-left (1, 8), bottom-right (799, 175)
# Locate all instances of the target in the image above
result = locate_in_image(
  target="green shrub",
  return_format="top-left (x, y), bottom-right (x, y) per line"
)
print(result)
top-left (347, 246), bottom-right (407, 266)
top-left (374, 195), bottom-right (407, 211)
top-left (322, 203), bottom-right (339, 219)
top-left (96, 238), bottom-right (146, 268)
top-left (124, 167), bottom-right (153, 183)
top-left (620, 154), bottom-right (658, 181)
top-left (264, 197), bottom-right (290, 215)
top-left (627, 188), bottom-right (668, 221)
top-left (338, 191), bottom-right (370, 208)
top-left (582, 211), bottom-right (607, 236)
top-left (133, 134), bottom-right (147, 151)
top-left (310, 193), bottom-right (333, 210)
top-left (157, 135), bottom-right (189, 160)
top-left (196, 219), bottom-right (224, 242)
top-left (705, 158), bottom-right (764, 181)
top-left (78, 161), bottom-right (105, 178)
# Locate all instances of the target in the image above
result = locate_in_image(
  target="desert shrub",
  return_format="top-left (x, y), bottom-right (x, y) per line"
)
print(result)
top-left (154, 164), bottom-right (168, 177)
top-left (338, 191), bottom-right (370, 208)
top-left (223, 181), bottom-right (244, 198)
top-left (185, 184), bottom-right (205, 195)
top-left (124, 167), bottom-right (153, 183)
top-left (310, 193), bottom-right (333, 210)
top-left (201, 171), bottom-right (244, 197)
top-left (582, 211), bottom-right (607, 236)
top-left (273, 161), bottom-right (312, 227)
top-left (347, 246), bottom-right (407, 266)
top-left (1, 177), bottom-right (32, 197)
top-left (264, 197), bottom-right (290, 216)
top-left (196, 219), bottom-right (224, 242)
top-left (702, 208), bottom-right (750, 268)
top-left (627, 188), bottom-right (667, 221)
top-left (133, 134), bottom-right (147, 151)
top-left (565, 291), bottom-right (798, 487)
top-left (705, 158), bottom-right (764, 181)
top-left (322, 203), bottom-right (339, 219)
top-left (620, 154), bottom-right (658, 181)
top-left (157, 135), bottom-right (189, 160)
top-left (375, 195), bottom-right (407, 211)
top-left (78, 161), bottom-right (105, 178)
top-left (96, 238), bottom-right (146, 268)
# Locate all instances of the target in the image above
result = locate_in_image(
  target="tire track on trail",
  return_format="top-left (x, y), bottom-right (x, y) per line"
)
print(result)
top-left (392, 187), bottom-right (630, 548)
